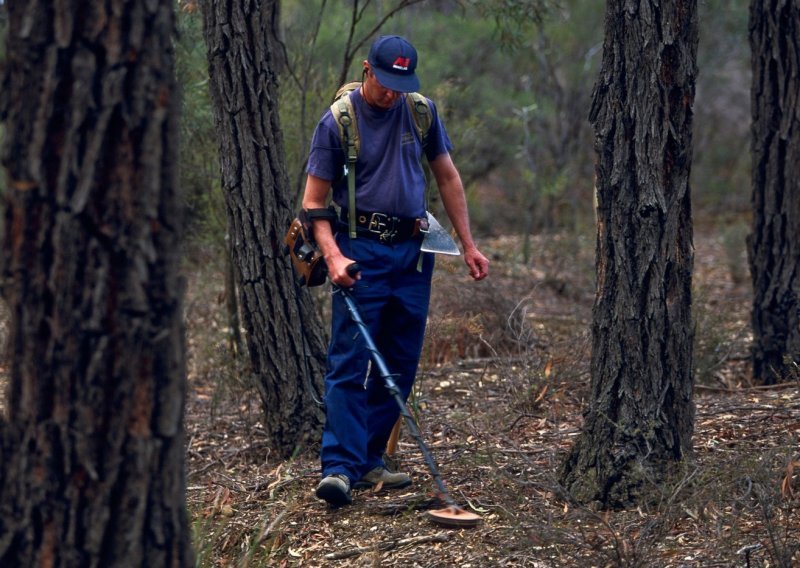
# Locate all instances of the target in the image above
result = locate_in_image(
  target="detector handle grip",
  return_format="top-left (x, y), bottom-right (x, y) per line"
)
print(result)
top-left (346, 263), bottom-right (361, 278)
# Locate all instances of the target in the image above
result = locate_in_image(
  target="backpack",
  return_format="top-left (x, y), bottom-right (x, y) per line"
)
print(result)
top-left (329, 81), bottom-right (433, 238)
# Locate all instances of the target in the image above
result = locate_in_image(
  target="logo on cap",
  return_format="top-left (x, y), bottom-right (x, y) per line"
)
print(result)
top-left (392, 56), bottom-right (411, 71)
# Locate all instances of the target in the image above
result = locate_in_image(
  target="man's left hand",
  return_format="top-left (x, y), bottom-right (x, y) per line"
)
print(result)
top-left (464, 247), bottom-right (489, 281)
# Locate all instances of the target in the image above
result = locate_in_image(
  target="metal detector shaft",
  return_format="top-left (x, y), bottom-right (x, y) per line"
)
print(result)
top-left (337, 284), bottom-right (458, 508)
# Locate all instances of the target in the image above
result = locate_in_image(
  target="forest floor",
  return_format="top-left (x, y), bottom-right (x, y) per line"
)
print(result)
top-left (184, 226), bottom-right (800, 567)
top-left (2, 226), bottom-right (796, 566)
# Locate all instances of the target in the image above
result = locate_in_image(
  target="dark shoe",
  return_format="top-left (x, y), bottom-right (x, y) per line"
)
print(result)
top-left (315, 474), bottom-right (352, 507)
top-left (354, 467), bottom-right (412, 490)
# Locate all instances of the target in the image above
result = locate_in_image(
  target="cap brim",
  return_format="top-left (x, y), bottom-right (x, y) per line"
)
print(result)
top-left (372, 67), bottom-right (420, 93)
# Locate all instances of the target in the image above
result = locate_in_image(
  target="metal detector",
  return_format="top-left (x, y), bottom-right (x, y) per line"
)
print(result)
top-left (337, 264), bottom-right (482, 528)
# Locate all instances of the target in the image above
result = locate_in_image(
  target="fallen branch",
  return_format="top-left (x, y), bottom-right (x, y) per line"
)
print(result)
top-left (257, 510), bottom-right (287, 545)
top-left (372, 493), bottom-right (440, 516)
top-left (695, 382), bottom-right (800, 393)
top-left (697, 404), bottom-right (800, 416)
top-left (324, 533), bottom-right (451, 561)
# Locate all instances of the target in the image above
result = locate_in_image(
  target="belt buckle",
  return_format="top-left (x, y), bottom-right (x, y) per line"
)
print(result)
top-left (368, 213), bottom-right (398, 243)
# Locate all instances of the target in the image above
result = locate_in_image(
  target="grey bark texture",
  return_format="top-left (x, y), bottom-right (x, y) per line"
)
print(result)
top-left (560, 0), bottom-right (697, 509)
top-left (0, 0), bottom-right (193, 565)
top-left (748, 0), bottom-right (800, 384)
top-left (202, 0), bottom-right (327, 457)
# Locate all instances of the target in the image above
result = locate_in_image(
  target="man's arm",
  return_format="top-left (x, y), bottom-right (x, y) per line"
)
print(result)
top-left (302, 174), bottom-right (359, 286)
top-left (429, 153), bottom-right (489, 281)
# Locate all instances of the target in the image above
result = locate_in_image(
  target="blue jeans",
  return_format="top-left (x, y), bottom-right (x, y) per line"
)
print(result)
top-left (320, 233), bottom-right (434, 482)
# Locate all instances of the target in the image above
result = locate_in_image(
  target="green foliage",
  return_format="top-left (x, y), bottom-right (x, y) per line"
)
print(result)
top-left (0, 1), bottom-right (6, 59)
top-left (0, 0), bottom-right (760, 252)
top-left (465, 0), bottom-right (554, 49)
top-left (174, 0), bottom-right (756, 250)
top-left (277, 0), bottom-right (602, 237)
top-left (0, 3), bottom-right (7, 199)
top-left (176, 8), bottom-right (225, 253)
top-left (693, 0), bottom-right (752, 217)
top-left (428, 1), bottom-right (601, 235)
top-left (466, 0), bottom-right (601, 235)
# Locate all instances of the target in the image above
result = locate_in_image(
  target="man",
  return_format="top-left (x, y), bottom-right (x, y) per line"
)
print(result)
top-left (302, 35), bottom-right (489, 507)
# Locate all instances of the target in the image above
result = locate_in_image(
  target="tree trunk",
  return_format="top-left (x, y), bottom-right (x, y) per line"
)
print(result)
top-left (224, 233), bottom-right (243, 356)
top-left (202, 0), bottom-right (327, 457)
top-left (748, 1), bottom-right (800, 384)
top-left (0, 1), bottom-right (193, 566)
top-left (560, 0), bottom-right (697, 509)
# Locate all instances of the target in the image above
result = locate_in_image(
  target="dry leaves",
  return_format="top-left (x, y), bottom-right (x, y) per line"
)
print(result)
top-left (182, 231), bottom-right (800, 566)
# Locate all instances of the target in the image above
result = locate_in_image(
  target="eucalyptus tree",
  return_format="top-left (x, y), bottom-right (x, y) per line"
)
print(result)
top-left (560, 0), bottom-right (697, 508)
top-left (202, 0), bottom-right (328, 456)
top-left (748, 0), bottom-right (800, 384)
top-left (0, 0), bottom-right (193, 564)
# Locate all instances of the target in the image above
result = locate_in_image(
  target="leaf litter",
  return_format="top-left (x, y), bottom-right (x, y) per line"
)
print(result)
top-left (186, 231), bottom-right (799, 566)
top-left (1, 231), bottom-right (795, 566)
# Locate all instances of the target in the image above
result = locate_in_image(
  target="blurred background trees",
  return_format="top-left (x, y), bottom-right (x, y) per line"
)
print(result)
top-left (0, 0), bottom-right (754, 267)
top-left (748, 0), bottom-right (800, 385)
top-left (167, 0), bottom-right (768, 412)
top-left (0, 0), bottom-right (763, 426)
top-left (177, 0), bottom-right (752, 259)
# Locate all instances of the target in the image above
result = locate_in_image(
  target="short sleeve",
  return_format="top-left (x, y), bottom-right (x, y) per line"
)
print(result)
top-left (306, 112), bottom-right (344, 182)
top-left (422, 98), bottom-right (454, 162)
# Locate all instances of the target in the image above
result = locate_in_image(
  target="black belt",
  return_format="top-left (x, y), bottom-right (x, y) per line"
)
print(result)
top-left (340, 210), bottom-right (422, 244)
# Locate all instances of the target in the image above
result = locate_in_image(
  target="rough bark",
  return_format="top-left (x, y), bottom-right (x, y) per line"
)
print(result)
top-left (201, 0), bottom-right (327, 457)
top-left (560, 0), bottom-right (697, 509)
top-left (748, 0), bottom-right (800, 384)
top-left (0, 1), bottom-right (192, 566)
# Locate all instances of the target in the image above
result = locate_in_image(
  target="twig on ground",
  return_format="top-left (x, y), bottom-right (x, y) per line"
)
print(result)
top-left (697, 405), bottom-right (800, 416)
top-left (257, 510), bottom-right (287, 545)
top-left (373, 493), bottom-right (440, 515)
top-left (696, 383), bottom-right (800, 393)
top-left (323, 533), bottom-right (451, 560)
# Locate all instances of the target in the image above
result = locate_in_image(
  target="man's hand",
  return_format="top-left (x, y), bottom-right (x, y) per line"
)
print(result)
top-left (464, 246), bottom-right (489, 281)
top-left (327, 254), bottom-right (361, 287)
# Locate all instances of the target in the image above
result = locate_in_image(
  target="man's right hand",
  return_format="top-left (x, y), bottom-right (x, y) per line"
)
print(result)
top-left (327, 254), bottom-right (361, 287)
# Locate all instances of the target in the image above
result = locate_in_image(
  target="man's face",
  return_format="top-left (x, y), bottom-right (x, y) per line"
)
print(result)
top-left (363, 65), bottom-right (402, 109)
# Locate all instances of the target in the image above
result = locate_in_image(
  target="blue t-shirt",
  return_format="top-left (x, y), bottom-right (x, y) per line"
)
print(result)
top-left (306, 88), bottom-right (453, 219)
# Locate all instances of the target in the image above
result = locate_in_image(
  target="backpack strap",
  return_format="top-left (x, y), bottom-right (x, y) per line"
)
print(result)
top-left (406, 92), bottom-right (431, 151)
top-left (406, 92), bottom-right (433, 209)
top-left (330, 82), bottom-right (361, 238)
